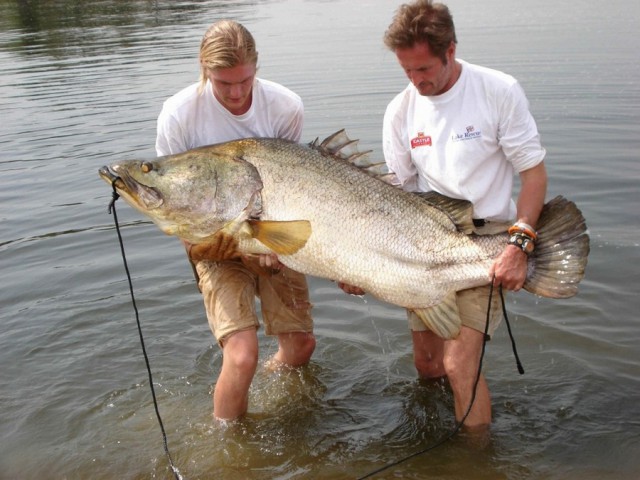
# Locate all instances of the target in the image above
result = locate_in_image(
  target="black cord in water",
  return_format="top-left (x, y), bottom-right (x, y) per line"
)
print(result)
top-left (501, 287), bottom-right (525, 375)
top-left (108, 183), bottom-right (182, 480)
top-left (357, 280), bottom-right (524, 479)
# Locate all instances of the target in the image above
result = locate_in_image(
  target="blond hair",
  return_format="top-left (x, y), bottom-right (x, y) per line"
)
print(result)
top-left (198, 20), bottom-right (259, 93)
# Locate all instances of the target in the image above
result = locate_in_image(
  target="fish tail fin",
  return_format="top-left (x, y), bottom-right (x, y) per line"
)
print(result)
top-left (524, 196), bottom-right (590, 298)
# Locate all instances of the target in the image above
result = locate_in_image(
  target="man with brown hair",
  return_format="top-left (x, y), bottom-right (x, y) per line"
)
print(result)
top-left (343, 1), bottom-right (547, 430)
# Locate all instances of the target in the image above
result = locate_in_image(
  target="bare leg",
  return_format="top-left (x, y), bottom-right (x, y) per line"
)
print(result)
top-left (273, 331), bottom-right (316, 367)
top-left (412, 327), bottom-right (491, 428)
top-left (411, 329), bottom-right (446, 378)
top-left (443, 326), bottom-right (491, 428)
top-left (213, 329), bottom-right (259, 420)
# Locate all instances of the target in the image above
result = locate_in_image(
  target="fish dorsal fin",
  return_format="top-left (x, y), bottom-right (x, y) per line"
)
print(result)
top-left (247, 219), bottom-right (311, 255)
top-left (413, 191), bottom-right (476, 234)
top-left (309, 129), bottom-right (373, 164)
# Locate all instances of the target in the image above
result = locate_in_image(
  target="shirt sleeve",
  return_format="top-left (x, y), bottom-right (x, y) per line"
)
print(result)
top-left (155, 103), bottom-right (187, 156)
top-left (382, 92), bottom-right (419, 191)
top-left (497, 81), bottom-right (546, 172)
top-left (281, 100), bottom-right (304, 142)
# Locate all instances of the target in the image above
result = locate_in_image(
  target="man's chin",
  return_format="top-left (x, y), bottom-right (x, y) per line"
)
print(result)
top-left (417, 86), bottom-right (437, 96)
top-left (222, 98), bottom-right (251, 114)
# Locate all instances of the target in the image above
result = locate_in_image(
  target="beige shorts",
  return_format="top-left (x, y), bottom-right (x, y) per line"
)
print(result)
top-left (408, 285), bottom-right (505, 338)
top-left (195, 258), bottom-right (313, 344)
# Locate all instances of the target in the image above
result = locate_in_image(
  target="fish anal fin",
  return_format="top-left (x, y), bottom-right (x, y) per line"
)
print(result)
top-left (412, 291), bottom-right (462, 339)
top-left (248, 219), bottom-right (311, 255)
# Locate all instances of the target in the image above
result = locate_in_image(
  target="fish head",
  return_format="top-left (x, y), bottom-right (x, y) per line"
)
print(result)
top-left (99, 146), bottom-right (263, 241)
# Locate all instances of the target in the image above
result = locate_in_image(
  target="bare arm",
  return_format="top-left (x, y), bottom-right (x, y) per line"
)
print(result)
top-left (489, 162), bottom-right (548, 291)
top-left (185, 233), bottom-right (287, 277)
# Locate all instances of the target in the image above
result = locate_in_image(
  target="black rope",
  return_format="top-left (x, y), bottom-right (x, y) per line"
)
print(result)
top-left (108, 180), bottom-right (182, 480)
top-left (357, 280), bottom-right (523, 479)
top-left (501, 287), bottom-right (525, 374)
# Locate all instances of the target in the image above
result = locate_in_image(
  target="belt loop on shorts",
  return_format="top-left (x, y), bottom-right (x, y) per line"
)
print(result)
top-left (472, 218), bottom-right (485, 227)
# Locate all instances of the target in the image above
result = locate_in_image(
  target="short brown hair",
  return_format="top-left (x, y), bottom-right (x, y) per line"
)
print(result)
top-left (383, 0), bottom-right (457, 63)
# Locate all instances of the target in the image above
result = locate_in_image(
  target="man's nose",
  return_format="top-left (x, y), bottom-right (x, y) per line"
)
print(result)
top-left (407, 70), bottom-right (421, 85)
top-left (229, 84), bottom-right (244, 97)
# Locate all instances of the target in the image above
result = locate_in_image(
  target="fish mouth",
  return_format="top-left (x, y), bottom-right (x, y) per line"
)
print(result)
top-left (98, 165), bottom-right (143, 197)
top-left (98, 166), bottom-right (125, 190)
top-left (98, 165), bottom-right (164, 209)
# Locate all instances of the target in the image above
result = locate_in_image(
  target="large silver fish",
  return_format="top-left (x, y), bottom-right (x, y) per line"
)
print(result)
top-left (99, 131), bottom-right (589, 338)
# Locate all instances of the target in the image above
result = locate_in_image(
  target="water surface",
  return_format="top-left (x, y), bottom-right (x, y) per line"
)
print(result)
top-left (1, 0), bottom-right (639, 478)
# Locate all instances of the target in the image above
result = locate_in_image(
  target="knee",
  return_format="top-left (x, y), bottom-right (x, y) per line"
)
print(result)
top-left (290, 332), bottom-right (316, 365)
top-left (277, 332), bottom-right (316, 366)
top-left (297, 333), bottom-right (316, 360)
top-left (223, 339), bottom-right (259, 376)
top-left (441, 353), bottom-right (473, 387)
top-left (411, 330), bottom-right (445, 379)
top-left (414, 355), bottom-right (445, 379)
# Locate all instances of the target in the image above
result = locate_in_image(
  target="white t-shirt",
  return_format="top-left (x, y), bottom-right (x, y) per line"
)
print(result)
top-left (383, 60), bottom-right (545, 221)
top-left (156, 77), bottom-right (304, 156)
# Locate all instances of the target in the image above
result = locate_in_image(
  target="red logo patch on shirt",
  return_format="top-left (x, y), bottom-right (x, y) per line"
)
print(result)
top-left (410, 132), bottom-right (432, 149)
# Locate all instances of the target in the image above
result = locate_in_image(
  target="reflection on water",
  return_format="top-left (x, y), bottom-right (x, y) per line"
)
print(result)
top-left (1, 0), bottom-right (639, 479)
top-left (2, 0), bottom-right (222, 32)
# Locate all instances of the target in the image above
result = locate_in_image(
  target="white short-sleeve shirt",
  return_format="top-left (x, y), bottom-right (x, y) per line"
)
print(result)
top-left (156, 77), bottom-right (304, 156)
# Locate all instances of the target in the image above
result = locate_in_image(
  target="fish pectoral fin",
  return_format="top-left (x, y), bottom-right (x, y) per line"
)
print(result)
top-left (412, 291), bottom-right (462, 339)
top-left (248, 219), bottom-right (311, 255)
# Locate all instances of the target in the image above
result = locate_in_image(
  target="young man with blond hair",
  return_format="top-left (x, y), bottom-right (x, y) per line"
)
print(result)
top-left (156, 20), bottom-right (315, 421)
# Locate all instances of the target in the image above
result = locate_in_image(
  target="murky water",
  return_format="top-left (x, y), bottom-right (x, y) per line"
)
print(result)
top-left (1, 0), bottom-right (639, 478)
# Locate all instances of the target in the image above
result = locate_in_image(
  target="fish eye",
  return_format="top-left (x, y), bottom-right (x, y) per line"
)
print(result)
top-left (141, 162), bottom-right (154, 173)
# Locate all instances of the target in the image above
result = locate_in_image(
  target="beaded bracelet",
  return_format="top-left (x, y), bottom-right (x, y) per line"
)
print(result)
top-left (508, 221), bottom-right (538, 241)
top-left (508, 231), bottom-right (536, 254)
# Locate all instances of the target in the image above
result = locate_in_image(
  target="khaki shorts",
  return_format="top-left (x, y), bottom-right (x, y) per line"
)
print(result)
top-left (408, 285), bottom-right (504, 337)
top-left (195, 258), bottom-right (313, 344)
